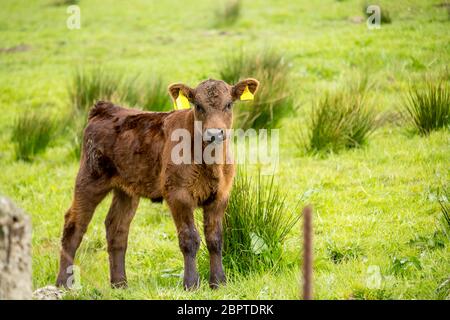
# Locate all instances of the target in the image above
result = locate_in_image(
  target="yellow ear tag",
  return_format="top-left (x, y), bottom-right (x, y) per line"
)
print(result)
top-left (174, 90), bottom-right (191, 110)
top-left (240, 85), bottom-right (254, 101)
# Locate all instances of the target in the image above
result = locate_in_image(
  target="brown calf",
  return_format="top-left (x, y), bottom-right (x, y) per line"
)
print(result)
top-left (56, 78), bottom-right (259, 290)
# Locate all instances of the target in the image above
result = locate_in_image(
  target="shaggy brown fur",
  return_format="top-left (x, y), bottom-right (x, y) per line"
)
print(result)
top-left (56, 78), bottom-right (259, 290)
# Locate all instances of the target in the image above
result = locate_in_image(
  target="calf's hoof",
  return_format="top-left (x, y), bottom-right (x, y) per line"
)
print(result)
top-left (111, 278), bottom-right (128, 289)
top-left (56, 274), bottom-right (72, 289)
top-left (183, 273), bottom-right (200, 291)
top-left (209, 272), bottom-right (226, 289)
top-left (55, 278), bottom-right (69, 289)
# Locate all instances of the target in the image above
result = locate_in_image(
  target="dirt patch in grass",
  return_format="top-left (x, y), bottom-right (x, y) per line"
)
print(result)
top-left (0, 44), bottom-right (32, 54)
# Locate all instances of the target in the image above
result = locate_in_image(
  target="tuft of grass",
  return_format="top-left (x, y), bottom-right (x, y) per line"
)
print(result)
top-left (390, 256), bottom-right (422, 276)
top-left (403, 79), bottom-right (450, 135)
top-left (438, 188), bottom-right (450, 238)
top-left (70, 68), bottom-right (171, 113)
top-left (220, 48), bottom-right (295, 129)
top-left (410, 187), bottom-right (450, 251)
top-left (222, 168), bottom-right (300, 274)
top-left (436, 278), bottom-right (450, 300)
top-left (302, 80), bottom-right (377, 154)
top-left (214, 0), bottom-right (241, 28)
top-left (326, 241), bottom-right (363, 264)
top-left (69, 67), bottom-right (122, 114)
top-left (66, 114), bottom-right (87, 160)
top-left (11, 111), bottom-right (58, 161)
top-left (363, 2), bottom-right (392, 24)
top-left (52, 0), bottom-right (80, 6)
top-left (121, 75), bottom-right (171, 111)
top-left (67, 69), bottom-right (171, 160)
top-left (350, 287), bottom-right (392, 300)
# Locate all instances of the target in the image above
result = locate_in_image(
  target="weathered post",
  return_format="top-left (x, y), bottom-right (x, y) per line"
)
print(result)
top-left (302, 206), bottom-right (313, 300)
top-left (0, 195), bottom-right (32, 300)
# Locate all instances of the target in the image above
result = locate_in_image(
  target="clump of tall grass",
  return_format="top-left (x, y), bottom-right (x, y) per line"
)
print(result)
top-left (214, 0), bottom-right (241, 27)
top-left (67, 67), bottom-right (122, 159)
top-left (52, 0), bottom-right (80, 6)
top-left (69, 68), bottom-right (170, 114)
top-left (69, 67), bottom-right (121, 114)
top-left (363, 2), bottom-right (392, 24)
top-left (222, 168), bottom-right (300, 274)
top-left (326, 241), bottom-right (363, 264)
top-left (302, 78), bottom-right (377, 154)
top-left (11, 111), bottom-right (58, 161)
top-left (403, 79), bottom-right (450, 135)
top-left (439, 189), bottom-right (450, 240)
top-left (121, 75), bottom-right (171, 111)
top-left (66, 115), bottom-right (87, 160)
top-left (67, 68), bottom-right (171, 159)
top-left (220, 49), bottom-right (294, 129)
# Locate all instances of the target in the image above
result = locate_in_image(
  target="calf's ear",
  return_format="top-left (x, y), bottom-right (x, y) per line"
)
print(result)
top-left (232, 78), bottom-right (260, 101)
top-left (168, 83), bottom-right (195, 101)
top-left (168, 83), bottom-right (195, 109)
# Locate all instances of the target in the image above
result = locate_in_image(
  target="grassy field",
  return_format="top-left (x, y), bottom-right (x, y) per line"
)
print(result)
top-left (0, 0), bottom-right (449, 300)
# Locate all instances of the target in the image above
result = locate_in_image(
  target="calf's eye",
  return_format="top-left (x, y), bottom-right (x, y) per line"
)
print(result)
top-left (224, 102), bottom-right (233, 111)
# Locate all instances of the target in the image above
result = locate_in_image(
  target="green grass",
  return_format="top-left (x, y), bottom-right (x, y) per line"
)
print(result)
top-left (69, 67), bottom-right (122, 114)
top-left (67, 69), bottom-right (171, 158)
top-left (121, 75), bottom-right (171, 111)
top-left (52, 0), bottom-right (80, 6)
top-left (220, 48), bottom-right (295, 129)
top-left (11, 111), bottom-right (58, 161)
top-left (214, 0), bottom-right (241, 28)
top-left (403, 78), bottom-right (450, 135)
top-left (223, 168), bottom-right (300, 273)
top-left (0, 0), bottom-right (449, 300)
top-left (70, 68), bottom-right (170, 113)
top-left (439, 188), bottom-right (450, 239)
top-left (302, 80), bottom-right (377, 154)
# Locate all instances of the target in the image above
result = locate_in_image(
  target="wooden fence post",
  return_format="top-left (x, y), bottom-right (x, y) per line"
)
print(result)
top-left (302, 206), bottom-right (313, 300)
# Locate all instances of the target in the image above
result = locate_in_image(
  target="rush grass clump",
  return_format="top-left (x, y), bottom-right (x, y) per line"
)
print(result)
top-left (220, 49), bottom-right (294, 129)
top-left (303, 78), bottom-right (377, 154)
top-left (11, 111), bottom-right (58, 161)
top-left (52, 0), bottom-right (80, 6)
top-left (67, 69), bottom-right (171, 159)
top-left (70, 68), bottom-right (171, 113)
top-left (222, 168), bottom-right (300, 274)
top-left (214, 0), bottom-right (241, 27)
top-left (69, 67), bottom-right (122, 114)
top-left (121, 75), bottom-right (171, 111)
top-left (403, 79), bottom-right (450, 135)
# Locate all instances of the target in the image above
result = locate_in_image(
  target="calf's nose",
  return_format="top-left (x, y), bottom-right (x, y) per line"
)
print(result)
top-left (205, 128), bottom-right (225, 143)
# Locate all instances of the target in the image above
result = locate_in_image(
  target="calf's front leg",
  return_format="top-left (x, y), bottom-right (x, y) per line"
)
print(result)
top-left (203, 198), bottom-right (227, 289)
top-left (167, 190), bottom-right (200, 290)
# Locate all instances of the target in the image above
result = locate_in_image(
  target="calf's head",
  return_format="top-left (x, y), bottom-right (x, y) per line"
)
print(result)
top-left (168, 78), bottom-right (259, 143)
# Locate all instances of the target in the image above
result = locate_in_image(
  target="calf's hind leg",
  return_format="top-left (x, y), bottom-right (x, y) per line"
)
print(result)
top-left (56, 177), bottom-right (111, 288)
top-left (105, 189), bottom-right (139, 288)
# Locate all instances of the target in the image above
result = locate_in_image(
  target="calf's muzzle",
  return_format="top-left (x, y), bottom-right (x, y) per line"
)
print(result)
top-left (204, 128), bottom-right (226, 144)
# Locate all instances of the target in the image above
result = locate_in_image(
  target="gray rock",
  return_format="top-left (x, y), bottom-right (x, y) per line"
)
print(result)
top-left (33, 285), bottom-right (64, 300)
top-left (0, 196), bottom-right (32, 300)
